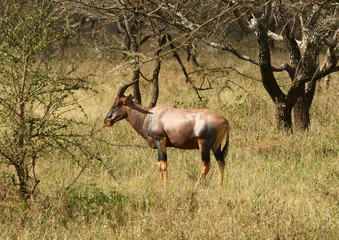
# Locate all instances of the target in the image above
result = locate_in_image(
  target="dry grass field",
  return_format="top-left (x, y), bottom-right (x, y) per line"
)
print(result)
top-left (0, 49), bottom-right (338, 239)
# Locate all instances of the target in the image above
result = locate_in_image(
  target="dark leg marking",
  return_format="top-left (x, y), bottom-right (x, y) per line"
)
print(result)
top-left (155, 140), bottom-right (167, 161)
top-left (201, 144), bottom-right (211, 163)
top-left (213, 145), bottom-right (223, 160)
top-left (196, 143), bottom-right (212, 187)
top-left (213, 144), bottom-right (225, 186)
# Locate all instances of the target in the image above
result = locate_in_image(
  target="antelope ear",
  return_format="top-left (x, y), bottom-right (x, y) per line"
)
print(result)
top-left (123, 94), bottom-right (134, 104)
top-left (126, 94), bottom-right (134, 101)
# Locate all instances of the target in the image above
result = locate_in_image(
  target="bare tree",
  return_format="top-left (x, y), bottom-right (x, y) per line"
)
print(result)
top-left (123, 0), bottom-right (339, 132)
top-left (67, 0), bottom-right (338, 132)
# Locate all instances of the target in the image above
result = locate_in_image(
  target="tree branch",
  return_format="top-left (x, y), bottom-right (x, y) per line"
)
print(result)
top-left (227, 0), bottom-right (258, 33)
top-left (315, 28), bottom-right (339, 80)
top-left (166, 34), bottom-right (202, 101)
top-left (273, 1), bottom-right (301, 67)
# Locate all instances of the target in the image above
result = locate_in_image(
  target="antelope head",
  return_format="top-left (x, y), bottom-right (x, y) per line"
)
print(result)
top-left (105, 95), bottom-right (135, 127)
top-left (104, 80), bottom-right (136, 127)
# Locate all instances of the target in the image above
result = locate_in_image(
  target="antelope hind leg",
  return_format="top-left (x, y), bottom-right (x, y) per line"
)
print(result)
top-left (216, 160), bottom-right (225, 186)
top-left (213, 145), bottom-right (225, 187)
top-left (195, 160), bottom-right (211, 187)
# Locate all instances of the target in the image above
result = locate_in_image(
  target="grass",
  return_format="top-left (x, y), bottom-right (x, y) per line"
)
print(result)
top-left (0, 49), bottom-right (338, 239)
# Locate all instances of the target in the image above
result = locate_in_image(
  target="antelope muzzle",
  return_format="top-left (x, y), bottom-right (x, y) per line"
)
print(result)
top-left (104, 107), bottom-right (114, 127)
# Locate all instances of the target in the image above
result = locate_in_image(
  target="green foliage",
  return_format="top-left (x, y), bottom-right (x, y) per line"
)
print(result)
top-left (0, 0), bottom-right (95, 199)
top-left (65, 185), bottom-right (127, 222)
top-left (0, 1), bottom-right (56, 56)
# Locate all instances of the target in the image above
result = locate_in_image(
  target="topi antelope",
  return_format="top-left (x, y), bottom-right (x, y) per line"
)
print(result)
top-left (104, 81), bottom-right (230, 187)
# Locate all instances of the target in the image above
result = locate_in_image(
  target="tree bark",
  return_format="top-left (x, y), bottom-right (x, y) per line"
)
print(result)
top-left (186, 42), bottom-right (199, 66)
top-left (293, 79), bottom-right (317, 131)
top-left (131, 68), bottom-right (142, 104)
top-left (290, 29), bottom-right (320, 131)
top-left (149, 58), bottom-right (160, 108)
top-left (131, 35), bottom-right (142, 104)
top-left (15, 165), bottom-right (30, 200)
top-left (149, 35), bottom-right (166, 108)
top-left (276, 102), bottom-right (293, 133)
top-left (117, 16), bottom-right (142, 104)
top-left (256, 17), bottom-right (291, 132)
top-left (16, 54), bottom-right (31, 199)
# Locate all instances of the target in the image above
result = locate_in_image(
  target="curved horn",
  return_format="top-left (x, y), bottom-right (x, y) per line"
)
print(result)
top-left (117, 79), bottom-right (138, 97)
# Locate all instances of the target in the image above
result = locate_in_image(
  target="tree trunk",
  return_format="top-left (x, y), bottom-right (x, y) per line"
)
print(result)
top-left (15, 165), bottom-right (30, 200)
top-left (117, 17), bottom-right (142, 103)
top-left (16, 55), bottom-right (31, 200)
top-left (290, 32), bottom-right (319, 131)
top-left (256, 19), bottom-right (291, 132)
top-left (293, 79), bottom-right (316, 131)
top-left (186, 42), bottom-right (199, 66)
top-left (149, 58), bottom-right (160, 108)
top-left (131, 38), bottom-right (141, 104)
top-left (293, 91), bottom-right (309, 131)
top-left (149, 35), bottom-right (166, 108)
top-left (132, 68), bottom-right (142, 104)
top-left (276, 101), bottom-right (293, 133)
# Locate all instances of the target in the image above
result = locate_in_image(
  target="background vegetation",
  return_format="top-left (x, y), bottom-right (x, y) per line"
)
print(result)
top-left (0, 0), bottom-right (338, 239)
top-left (1, 46), bottom-right (338, 239)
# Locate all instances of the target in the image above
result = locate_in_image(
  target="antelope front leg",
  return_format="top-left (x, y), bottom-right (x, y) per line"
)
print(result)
top-left (155, 139), bottom-right (168, 188)
top-left (158, 160), bottom-right (168, 186)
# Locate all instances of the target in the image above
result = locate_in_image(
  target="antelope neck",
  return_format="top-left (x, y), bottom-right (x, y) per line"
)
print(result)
top-left (125, 102), bottom-right (151, 139)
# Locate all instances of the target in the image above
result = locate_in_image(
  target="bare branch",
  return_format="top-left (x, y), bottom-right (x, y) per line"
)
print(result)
top-left (139, 71), bottom-right (152, 82)
top-left (316, 28), bottom-right (339, 80)
top-left (308, 0), bottom-right (330, 27)
top-left (166, 34), bottom-right (202, 101)
top-left (315, 65), bottom-right (339, 80)
top-left (228, 0), bottom-right (258, 33)
top-left (273, 1), bottom-right (301, 67)
top-left (260, 0), bottom-right (272, 24)
top-left (323, 28), bottom-right (339, 47)
top-left (188, 66), bottom-right (261, 83)
top-left (267, 30), bottom-right (283, 41)
top-left (0, 150), bottom-right (16, 166)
